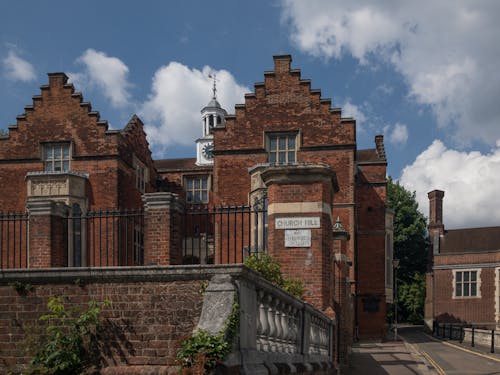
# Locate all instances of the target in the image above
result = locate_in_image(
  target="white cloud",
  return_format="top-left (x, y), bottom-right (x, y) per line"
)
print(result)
top-left (73, 49), bottom-right (131, 108)
top-left (2, 50), bottom-right (36, 82)
top-left (141, 62), bottom-right (249, 154)
top-left (400, 140), bottom-right (500, 228)
top-left (387, 123), bottom-right (408, 145)
top-left (341, 99), bottom-right (366, 129)
top-left (280, 1), bottom-right (500, 146)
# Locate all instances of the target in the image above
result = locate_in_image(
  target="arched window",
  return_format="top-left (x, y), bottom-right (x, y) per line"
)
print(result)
top-left (209, 115), bottom-right (214, 127)
top-left (217, 116), bottom-right (222, 125)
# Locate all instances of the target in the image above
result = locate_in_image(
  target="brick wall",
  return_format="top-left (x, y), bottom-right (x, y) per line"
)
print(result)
top-left (0, 268), bottom-right (208, 374)
top-left (432, 252), bottom-right (499, 324)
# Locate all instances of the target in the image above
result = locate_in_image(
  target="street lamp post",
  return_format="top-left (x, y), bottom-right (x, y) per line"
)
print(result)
top-left (393, 259), bottom-right (400, 341)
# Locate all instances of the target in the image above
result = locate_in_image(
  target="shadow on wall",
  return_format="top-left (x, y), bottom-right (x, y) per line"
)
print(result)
top-left (92, 318), bottom-right (136, 368)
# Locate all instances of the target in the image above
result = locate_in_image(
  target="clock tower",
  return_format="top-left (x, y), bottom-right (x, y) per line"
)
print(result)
top-left (196, 76), bottom-right (226, 166)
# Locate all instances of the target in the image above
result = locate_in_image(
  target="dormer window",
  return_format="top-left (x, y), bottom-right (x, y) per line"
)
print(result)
top-left (44, 143), bottom-right (70, 172)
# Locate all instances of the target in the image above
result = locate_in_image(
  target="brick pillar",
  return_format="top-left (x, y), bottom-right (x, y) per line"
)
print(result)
top-left (333, 218), bottom-right (351, 365)
top-left (26, 200), bottom-right (69, 268)
top-left (257, 163), bottom-right (338, 311)
top-left (142, 192), bottom-right (184, 266)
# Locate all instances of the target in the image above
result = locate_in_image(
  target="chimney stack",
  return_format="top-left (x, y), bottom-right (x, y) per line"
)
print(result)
top-left (428, 190), bottom-right (444, 255)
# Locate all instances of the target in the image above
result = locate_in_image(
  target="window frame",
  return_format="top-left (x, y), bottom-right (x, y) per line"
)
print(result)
top-left (265, 132), bottom-right (299, 165)
top-left (184, 174), bottom-right (210, 204)
top-left (453, 269), bottom-right (481, 299)
top-left (43, 142), bottom-right (71, 172)
top-left (133, 155), bottom-right (149, 193)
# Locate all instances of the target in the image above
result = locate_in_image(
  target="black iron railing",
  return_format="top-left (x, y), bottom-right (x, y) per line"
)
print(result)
top-left (66, 208), bottom-right (144, 267)
top-left (183, 199), bottom-right (267, 265)
top-left (0, 212), bottom-right (29, 269)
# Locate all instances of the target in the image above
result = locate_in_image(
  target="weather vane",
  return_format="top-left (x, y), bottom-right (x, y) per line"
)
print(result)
top-left (208, 73), bottom-right (218, 99)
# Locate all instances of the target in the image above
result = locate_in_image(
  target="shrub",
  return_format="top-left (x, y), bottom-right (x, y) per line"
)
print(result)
top-left (245, 253), bottom-right (305, 299)
top-left (28, 296), bottom-right (110, 374)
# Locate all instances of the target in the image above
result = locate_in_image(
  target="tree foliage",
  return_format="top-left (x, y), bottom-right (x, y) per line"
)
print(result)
top-left (398, 272), bottom-right (426, 323)
top-left (387, 177), bottom-right (428, 323)
top-left (387, 176), bottom-right (428, 281)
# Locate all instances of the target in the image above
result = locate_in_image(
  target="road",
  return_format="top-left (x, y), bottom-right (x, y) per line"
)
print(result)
top-left (399, 326), bottom-right (500, 375)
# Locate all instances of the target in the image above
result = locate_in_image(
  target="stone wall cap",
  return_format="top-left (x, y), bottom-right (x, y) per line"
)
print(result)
top-left (250, 162), bottom-right (339, 192)
top-left (26, 171), bottom-right (89, 180)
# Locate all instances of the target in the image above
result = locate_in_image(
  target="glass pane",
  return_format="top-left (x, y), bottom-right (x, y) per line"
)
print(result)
top-left (288, 152), bottom-right (295, 163)
top-left (54, 146), bottom-right (62, 159)
top-left (194, 191), bottom-right (200, 202)
top-left (269, 137), bottom-right (276, 151)
top-left (186, 179), bottom-right (193, 189)
top-left (187, 191), bottom-right (193, 202)
top-left (45, 146), bottom-right (53, 159)
top-left (202, 177), bottom-right (207, 189)
top-left (456, 283), bottom-right (462, 297)
top-left (45, 162), bottom-right (53, 172)
top-left (464, 283), bottom-right (469, 296)
top-left (288, 136), bottom-right (295, 149)
top-left (471, 283), bottom-right (477, 296)
top-left (202, 191), bottom-right (208, 202)
top-left (471, 271), bottom-right (477, 281)
top-left (279, 152), bottom-right (286, 163)
top-left (63, 145), bottom-right (70, 158)
top-left (456, 272), bottom-right (462, 282)
top-left (279, 137), bottom-right (286, 150)
top-left (464, 272), bottom-right (469, 282)
top-left (194, 178), bottom-right (200, 189)
top-left (54, 161), bottom-right (62, 172)
top-left (62, 161), bottom-right (69, 172)
top-left (269, 152), bottom-right (276, 163)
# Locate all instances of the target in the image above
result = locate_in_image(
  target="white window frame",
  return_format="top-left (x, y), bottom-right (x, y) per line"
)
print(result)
top-left (452, 269), bottom-right (481, 299)
top-left (265, 132), bottom-right (298, 164)
top-left (43, 143), bottom-right (71, 172)
top-left (184, 175), bottom-right (210, 204)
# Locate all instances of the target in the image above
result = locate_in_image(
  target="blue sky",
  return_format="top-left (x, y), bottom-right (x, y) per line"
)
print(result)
top-left (1, 1), bottom-right (500, 228)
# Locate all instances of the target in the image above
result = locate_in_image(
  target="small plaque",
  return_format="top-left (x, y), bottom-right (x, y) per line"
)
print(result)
top-left (276, 217), bottom-right (320, 229)
top-left (285, 229), bottom-right (311, 247)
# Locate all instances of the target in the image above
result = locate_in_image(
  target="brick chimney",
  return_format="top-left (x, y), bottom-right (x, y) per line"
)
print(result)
top-left (428, 190), bottom-right (444, 255)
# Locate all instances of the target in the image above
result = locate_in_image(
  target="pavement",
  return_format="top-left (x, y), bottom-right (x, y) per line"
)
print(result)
top-left (344, 325), bottom-right (500, 374)
top-left (345, 332), bottom-right (437, 375)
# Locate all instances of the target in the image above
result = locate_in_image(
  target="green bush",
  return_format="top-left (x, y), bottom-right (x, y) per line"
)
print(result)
top-left (29, 296), bottom-right (110, 375)
top-left (244, 253), bottom-right (305, 299)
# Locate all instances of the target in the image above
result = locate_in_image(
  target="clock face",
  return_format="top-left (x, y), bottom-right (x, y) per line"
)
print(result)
top-left (202, 143), bottom-right (214, 159)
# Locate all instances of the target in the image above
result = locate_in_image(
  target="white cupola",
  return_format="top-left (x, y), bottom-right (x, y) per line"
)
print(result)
top-left (196, 75), bottom-right (227, 166)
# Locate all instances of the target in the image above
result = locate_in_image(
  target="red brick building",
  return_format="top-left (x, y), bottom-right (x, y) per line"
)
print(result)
top-left (0, 55), bottom-right (392, 339)
top-left (156, 55), bottom-right (393, 338)
top-left (426, 190), bottom-right (500, 329)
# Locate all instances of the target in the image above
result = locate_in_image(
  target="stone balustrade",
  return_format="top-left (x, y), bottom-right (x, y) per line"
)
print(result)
top-left (196, 267), bottom-right (336, 374)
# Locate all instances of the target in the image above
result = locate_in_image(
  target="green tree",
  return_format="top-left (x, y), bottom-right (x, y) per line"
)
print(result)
top-left (387, 177), bottom-right (428, 323)
top-left (0, 128), bottom-right (7, 137)
top-left (387, 176), bottom-right (428, 280)
top-left (398, 272), bottom-right (426, 323)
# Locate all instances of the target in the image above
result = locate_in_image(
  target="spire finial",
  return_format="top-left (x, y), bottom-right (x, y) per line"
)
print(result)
top-left (208, 73), bottom-right (218, 99)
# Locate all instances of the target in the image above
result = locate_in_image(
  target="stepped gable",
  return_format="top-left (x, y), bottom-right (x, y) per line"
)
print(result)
top-left (120, 114), bottom-right (154, 167)
top-left (214, 54), bottom-right (356, 151)
top-left (0, 72), bottom-right (120, 159)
